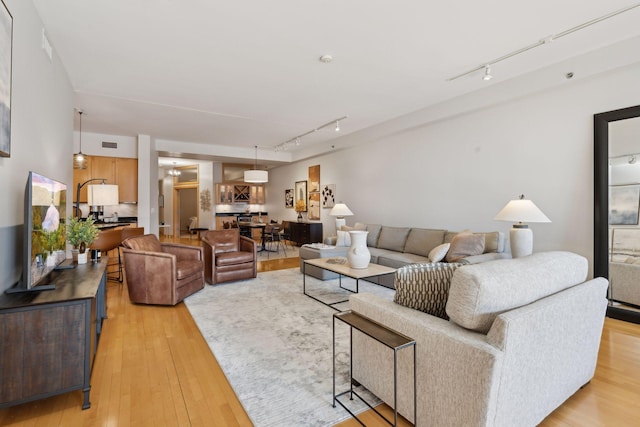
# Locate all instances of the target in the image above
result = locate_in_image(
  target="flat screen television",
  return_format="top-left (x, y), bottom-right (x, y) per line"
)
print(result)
top-left (8, 171), bottom-right (69, 293)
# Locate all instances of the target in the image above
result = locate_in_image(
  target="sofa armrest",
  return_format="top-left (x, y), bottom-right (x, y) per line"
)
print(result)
top-left (161, 242), bottom-right (204, 260)
top-left (459, 252), bottom-right (511, 264)
top-left (325, 236), bottom-right (337, 245)
top-left (349, 293), bottom-right (503, 426)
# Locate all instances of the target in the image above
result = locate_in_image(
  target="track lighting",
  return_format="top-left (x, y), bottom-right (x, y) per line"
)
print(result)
top-left (447, 3), bottom-right (640, 82)
top-left (274, 116), bottom-right (348, 151)
top-left (483, 66), bottom-right (493, 81)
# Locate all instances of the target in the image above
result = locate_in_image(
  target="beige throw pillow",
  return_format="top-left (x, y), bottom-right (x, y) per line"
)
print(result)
top-left (445, 232), bottom-right (485, 263)
top-left (336, 230), bottom-right (351, 247)
top-left (429, 243), bottom-right (450, 263)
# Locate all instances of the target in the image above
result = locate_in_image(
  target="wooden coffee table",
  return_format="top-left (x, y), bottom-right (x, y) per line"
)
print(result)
top-left (302, 258), bottom-right (396, 310)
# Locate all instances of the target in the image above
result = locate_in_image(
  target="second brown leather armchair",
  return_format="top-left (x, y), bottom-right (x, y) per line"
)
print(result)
top-left (121, 234), bottom-right (204, 305)
top-left (201, 229), bottom-right (257, 285)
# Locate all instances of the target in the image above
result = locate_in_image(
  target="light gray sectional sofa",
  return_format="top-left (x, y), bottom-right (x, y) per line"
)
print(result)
top-left (349, 252), bottom-right (609, 427)
top-left (300, 223), bottom-right (509, 287)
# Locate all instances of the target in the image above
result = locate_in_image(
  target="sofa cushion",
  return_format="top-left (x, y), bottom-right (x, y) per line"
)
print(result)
top-left (429, 243), bottom-right (450, 263)
top-left (394, 262), bottom-right (462, 319)
top-left (377, 226), bottom-right (411, 252)
top-left (356, 223), bottom-right (382, 247)
top-left (404, 228), bottom-right (446, 256)
top-left (445, 232), bottom-right (485, 263)
top-left (377, 252), bottom-right (430, 269)
top-left (445, 231), bottom-right (504, 254)
top-left (446, 251), bottom-right (589, 333)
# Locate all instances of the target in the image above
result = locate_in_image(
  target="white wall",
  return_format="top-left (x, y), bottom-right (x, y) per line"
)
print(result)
top-left (264, 61), bottom-right (640, 275)
top-left (0, 0), bottom-right (73, 291)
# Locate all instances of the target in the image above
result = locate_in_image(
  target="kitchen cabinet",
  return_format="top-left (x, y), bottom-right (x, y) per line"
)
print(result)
top-left (116, 158), bottom-right (138, 203)
top-left (73, 156), bottom-right (138, 203)
top-left (215, 184), bottom-right (265, 204)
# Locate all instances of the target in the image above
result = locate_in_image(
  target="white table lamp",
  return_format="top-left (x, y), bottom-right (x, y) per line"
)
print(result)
top-left (329, 203), bottom-right (354, 231)
top-left (494, 194), bottom-right (550, 258)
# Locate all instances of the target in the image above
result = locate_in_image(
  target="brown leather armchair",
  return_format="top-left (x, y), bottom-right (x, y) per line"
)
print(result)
top-left (201, 229), bottom-right (257, 285)
top-left (121, 234), bottom-right (204, 305)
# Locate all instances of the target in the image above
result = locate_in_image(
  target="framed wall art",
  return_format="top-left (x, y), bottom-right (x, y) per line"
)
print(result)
top-left (308, 192), bottom-right (320, 220)
top-left (609, 185), bottom-right (640, 225)
top-left (308, 165), bottom-right (320, 192)
top-left (321, 184), bottom-right (335, 208)
top-left (285, 188), bottom-right (294, 208)
top-left (0, 0), bottom-right (12, 157)
top-left (295, 180), bottom-right (307, 212)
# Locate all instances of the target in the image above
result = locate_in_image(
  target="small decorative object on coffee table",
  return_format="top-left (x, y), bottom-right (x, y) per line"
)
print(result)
top-left (347, 230), bottom-right (370, 268)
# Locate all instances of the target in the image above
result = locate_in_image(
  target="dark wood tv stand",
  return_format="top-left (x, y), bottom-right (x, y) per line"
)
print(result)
top-left (0, 259), bottom-right (108, 409)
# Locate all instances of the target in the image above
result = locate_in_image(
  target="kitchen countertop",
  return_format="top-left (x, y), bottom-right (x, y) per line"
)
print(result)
top-left (215, 212), bottom-right (267, 216)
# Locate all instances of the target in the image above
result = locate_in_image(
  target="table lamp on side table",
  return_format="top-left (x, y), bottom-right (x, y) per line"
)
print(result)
top-left (494, 194), bottom-right (551, 258)
top-left (329, 203), bottom-right (354, 232)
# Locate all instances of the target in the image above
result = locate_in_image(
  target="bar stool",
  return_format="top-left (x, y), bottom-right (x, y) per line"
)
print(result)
top-left (91, 228), bottom-right (124, 282)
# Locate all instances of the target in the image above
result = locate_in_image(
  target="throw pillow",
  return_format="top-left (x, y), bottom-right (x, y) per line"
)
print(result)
top-left (445, 232), bottom-right (485, 263)
top-left (429, 243), bottom-right (450, 263)
top-left (336, 230), bottom-right (351, 247)
top-left (393, 262), bottom-right (462, 320)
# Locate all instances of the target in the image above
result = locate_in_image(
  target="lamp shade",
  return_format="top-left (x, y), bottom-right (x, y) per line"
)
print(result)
top-left (329, 203), bottom-right (354, 218)
top-left (87, 184), bottom-right (119, 206)
top-left (494, 197), bottom-right (550, 224)
top-left (244, 169), bottom-right (268, 183)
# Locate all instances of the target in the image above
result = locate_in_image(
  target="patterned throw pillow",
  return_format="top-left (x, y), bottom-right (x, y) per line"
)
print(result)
top-left (393, 262), bottom-right (462, 319)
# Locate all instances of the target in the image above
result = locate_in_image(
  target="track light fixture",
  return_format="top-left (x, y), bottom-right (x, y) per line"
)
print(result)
top-left (447, 3), bottom-right (640, 82)
top-left (483, 65), bottom-right (493, 81)
top-left (274, 116), bottom-right (348, 152)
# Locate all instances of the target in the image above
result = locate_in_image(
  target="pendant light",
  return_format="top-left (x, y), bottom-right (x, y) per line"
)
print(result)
top-left (244, 145), bottom-right (268, 183)
top-left (168, 162), bottom-right (181, 177)
top-left (73, 110), bottom-right (88, 169)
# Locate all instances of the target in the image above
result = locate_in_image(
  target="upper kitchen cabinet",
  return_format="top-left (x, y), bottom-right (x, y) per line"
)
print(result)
top-left (73, 156), bottom-right (138, 203)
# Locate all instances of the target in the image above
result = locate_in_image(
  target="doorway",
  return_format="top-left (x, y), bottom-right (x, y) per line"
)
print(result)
top-left (173, 186), bottom-right (198, 238)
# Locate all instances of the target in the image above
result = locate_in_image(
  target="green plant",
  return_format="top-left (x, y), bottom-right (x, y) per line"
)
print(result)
top-left (67, 216), bottom-right (100, 253)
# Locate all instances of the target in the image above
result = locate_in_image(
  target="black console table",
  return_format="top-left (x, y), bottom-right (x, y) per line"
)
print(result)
top-left (0, 259), bottom-right (108, 409)
top-left (286, 221), bottom-right (323, 246)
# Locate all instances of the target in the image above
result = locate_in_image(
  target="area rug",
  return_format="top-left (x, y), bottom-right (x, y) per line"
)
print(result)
top-left (184, 267), bottom-right (395, 427)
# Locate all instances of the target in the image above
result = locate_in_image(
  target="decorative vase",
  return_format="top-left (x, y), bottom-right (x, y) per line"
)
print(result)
top-left (77, 251), bottom-right (88, 265)
top-left (297, 212), bottom-right (303, 222)
top-left (46, 251), bottom-right (57, 267)
top-left (347, 230), bottom-right (370, 269)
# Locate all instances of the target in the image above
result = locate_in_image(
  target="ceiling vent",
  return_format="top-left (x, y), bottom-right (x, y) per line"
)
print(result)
top-left (102, 141), bottom-right (118, 149)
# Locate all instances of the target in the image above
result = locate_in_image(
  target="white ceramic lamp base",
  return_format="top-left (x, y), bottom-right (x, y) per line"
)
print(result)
top-left (335, 217), bottom-right (346, 232)
top-left (510, 226), bottom-right (533, 258)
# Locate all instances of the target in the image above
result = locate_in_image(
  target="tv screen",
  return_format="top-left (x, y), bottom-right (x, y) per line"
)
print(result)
top-left (22, 171), bottom-right (67, 290)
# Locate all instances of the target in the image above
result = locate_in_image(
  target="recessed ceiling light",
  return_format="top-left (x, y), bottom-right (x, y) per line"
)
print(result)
top-left (319, 54), bottom-right (333, 63)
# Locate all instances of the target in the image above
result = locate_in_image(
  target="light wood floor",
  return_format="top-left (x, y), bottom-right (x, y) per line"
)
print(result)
top-left (1, 237), bottom-right (639, 426)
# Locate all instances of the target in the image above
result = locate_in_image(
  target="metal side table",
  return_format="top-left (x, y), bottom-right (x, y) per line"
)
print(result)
top-left (333, 310), bottom-right (416, 427)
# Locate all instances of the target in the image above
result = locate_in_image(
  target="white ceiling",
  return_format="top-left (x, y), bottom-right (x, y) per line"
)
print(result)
top-left (32, 1), bottom-right (640, 164)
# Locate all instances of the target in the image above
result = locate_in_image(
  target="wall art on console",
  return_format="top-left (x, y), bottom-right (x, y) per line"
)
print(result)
top-left (610, 185), bottom-right (640, 225)
top-left (285, 188), bottom-right (294, 208)
top-left (309, 165), bottom-right (320, 192)
top-left (321, 184), bottom-right (335, 208)
top-left (308, 192), bottom-right (320, 220)
top-left (295, 180), bottom-right (307, 212)
top-left (0, 0), bottom-right (12, 157)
